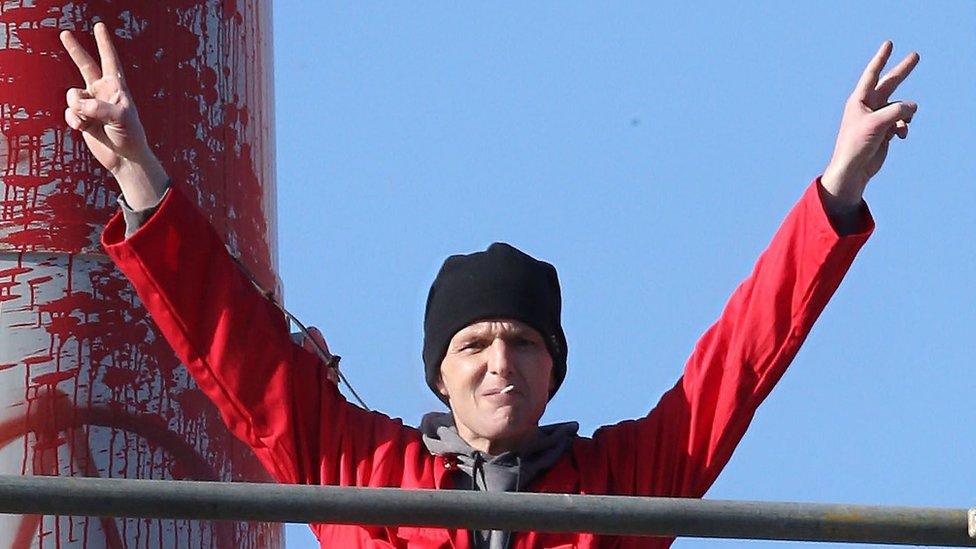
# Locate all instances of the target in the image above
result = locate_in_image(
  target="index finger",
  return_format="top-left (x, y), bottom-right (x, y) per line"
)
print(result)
top-left (875, 51), bottom-right (920, 102)
top-left (854, 40), bottom-right (893, 99)
top-left (93, 22), bottom-right (124, 80)
top-left (59, 30), bottom-right (101, 86)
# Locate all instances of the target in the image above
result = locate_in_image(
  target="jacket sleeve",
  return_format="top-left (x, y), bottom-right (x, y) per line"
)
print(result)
top-left (593, 178), bottom-right (873, 498)
top-left (102, 186), bottom-right (418, 487)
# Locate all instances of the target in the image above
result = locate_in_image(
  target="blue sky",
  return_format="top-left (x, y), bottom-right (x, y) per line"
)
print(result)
top-left (272, 3), bottom-right (976, 547)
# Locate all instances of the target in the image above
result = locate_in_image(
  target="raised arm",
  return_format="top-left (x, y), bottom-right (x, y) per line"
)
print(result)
top-left (63, 24), bottom-right (421, 488)
top-left (593, 41), bottom-right (918, 499)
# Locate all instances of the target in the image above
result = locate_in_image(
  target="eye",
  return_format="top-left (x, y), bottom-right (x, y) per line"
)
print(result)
top-left (457, 340), bottom-right (486, 353)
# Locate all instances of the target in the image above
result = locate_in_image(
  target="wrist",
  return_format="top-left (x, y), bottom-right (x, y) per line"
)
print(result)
top-left (113, 149), bottom-right (170, 210)
top-left (820, 164), bottom-right (866, 209)
top-left (818, 170), bottom-right (869, 237)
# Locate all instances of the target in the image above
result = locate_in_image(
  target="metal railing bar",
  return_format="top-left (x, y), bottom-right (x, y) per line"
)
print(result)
top-left (0, 475), bottom-right (972, 546)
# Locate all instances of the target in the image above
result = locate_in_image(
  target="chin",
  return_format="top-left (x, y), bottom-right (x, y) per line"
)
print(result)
top-left (477, 418), bottom-right (530, 442)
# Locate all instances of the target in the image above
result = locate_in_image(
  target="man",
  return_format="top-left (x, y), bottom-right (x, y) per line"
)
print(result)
top-left (60, 23), bottom-right (917, 548)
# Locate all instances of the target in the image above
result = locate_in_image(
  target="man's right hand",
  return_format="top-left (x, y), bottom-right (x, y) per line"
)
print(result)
top-left (60, 22), bottom-right (169, 210)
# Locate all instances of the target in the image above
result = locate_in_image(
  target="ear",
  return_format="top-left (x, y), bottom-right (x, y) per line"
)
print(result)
top-left (435, 374), bottom-right (449, 398)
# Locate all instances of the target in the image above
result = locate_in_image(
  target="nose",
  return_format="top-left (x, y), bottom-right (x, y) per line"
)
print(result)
top-left (486, 339), bottom-right (516, 379)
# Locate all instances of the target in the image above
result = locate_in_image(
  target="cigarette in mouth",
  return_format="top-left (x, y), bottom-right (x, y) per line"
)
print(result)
top-left (500, 385), bottom-right (515, 394)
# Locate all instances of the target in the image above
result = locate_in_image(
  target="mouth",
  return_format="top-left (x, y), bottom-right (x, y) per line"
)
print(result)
top-left (484, 384), bottom-right (517, 397)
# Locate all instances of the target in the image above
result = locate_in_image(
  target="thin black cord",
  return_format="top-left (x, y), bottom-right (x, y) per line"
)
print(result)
top-left (230, 253), bottom-right (370, 411)
top-left (283, 307), bottom-right (371, 411)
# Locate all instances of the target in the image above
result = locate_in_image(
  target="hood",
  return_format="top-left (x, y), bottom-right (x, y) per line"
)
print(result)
top-left (420, 411), bottom-right (579, 492)
top-left (420, 411), bottom-right (579, 549)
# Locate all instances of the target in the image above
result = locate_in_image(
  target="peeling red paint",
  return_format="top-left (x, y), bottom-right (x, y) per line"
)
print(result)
top-left (23, 355), bottom-right (54, 366)
top-left (31, 368), bottom-right (79, 386)
top-left (0, 1), bottom-right (280, 547)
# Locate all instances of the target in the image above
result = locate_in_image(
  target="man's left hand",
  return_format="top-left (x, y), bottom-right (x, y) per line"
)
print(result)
top-left (822, 41), bottom-right (919, 211)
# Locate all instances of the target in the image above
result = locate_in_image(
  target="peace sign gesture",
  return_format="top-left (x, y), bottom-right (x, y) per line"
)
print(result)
top-left (60, 23), bottom-right (168, 209)
top-left (822, 41), bottom-right (919, 209)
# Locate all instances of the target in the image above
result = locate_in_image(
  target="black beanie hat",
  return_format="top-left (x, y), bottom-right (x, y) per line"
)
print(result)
top-left (423, 242), bottom-right (568, 405)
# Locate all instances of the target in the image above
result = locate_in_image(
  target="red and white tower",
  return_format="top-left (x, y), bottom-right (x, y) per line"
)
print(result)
top-left (0, 1), bottom-right (281, 546)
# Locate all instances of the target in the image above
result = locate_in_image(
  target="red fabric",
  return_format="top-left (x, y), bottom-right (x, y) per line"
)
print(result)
top-left (102, 178), bottom-right (872, 548)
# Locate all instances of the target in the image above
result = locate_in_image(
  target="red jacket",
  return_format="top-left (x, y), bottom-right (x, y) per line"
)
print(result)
top-left (102, 178), bottom-right (871, 548)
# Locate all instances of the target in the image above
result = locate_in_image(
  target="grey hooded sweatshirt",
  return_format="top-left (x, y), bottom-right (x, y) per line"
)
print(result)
top-left (420, 412), bottom-right (579, 549)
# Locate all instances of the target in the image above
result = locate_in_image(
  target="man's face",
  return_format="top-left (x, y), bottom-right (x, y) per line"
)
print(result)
top-left (437, 319), bottom-right (554, 454)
